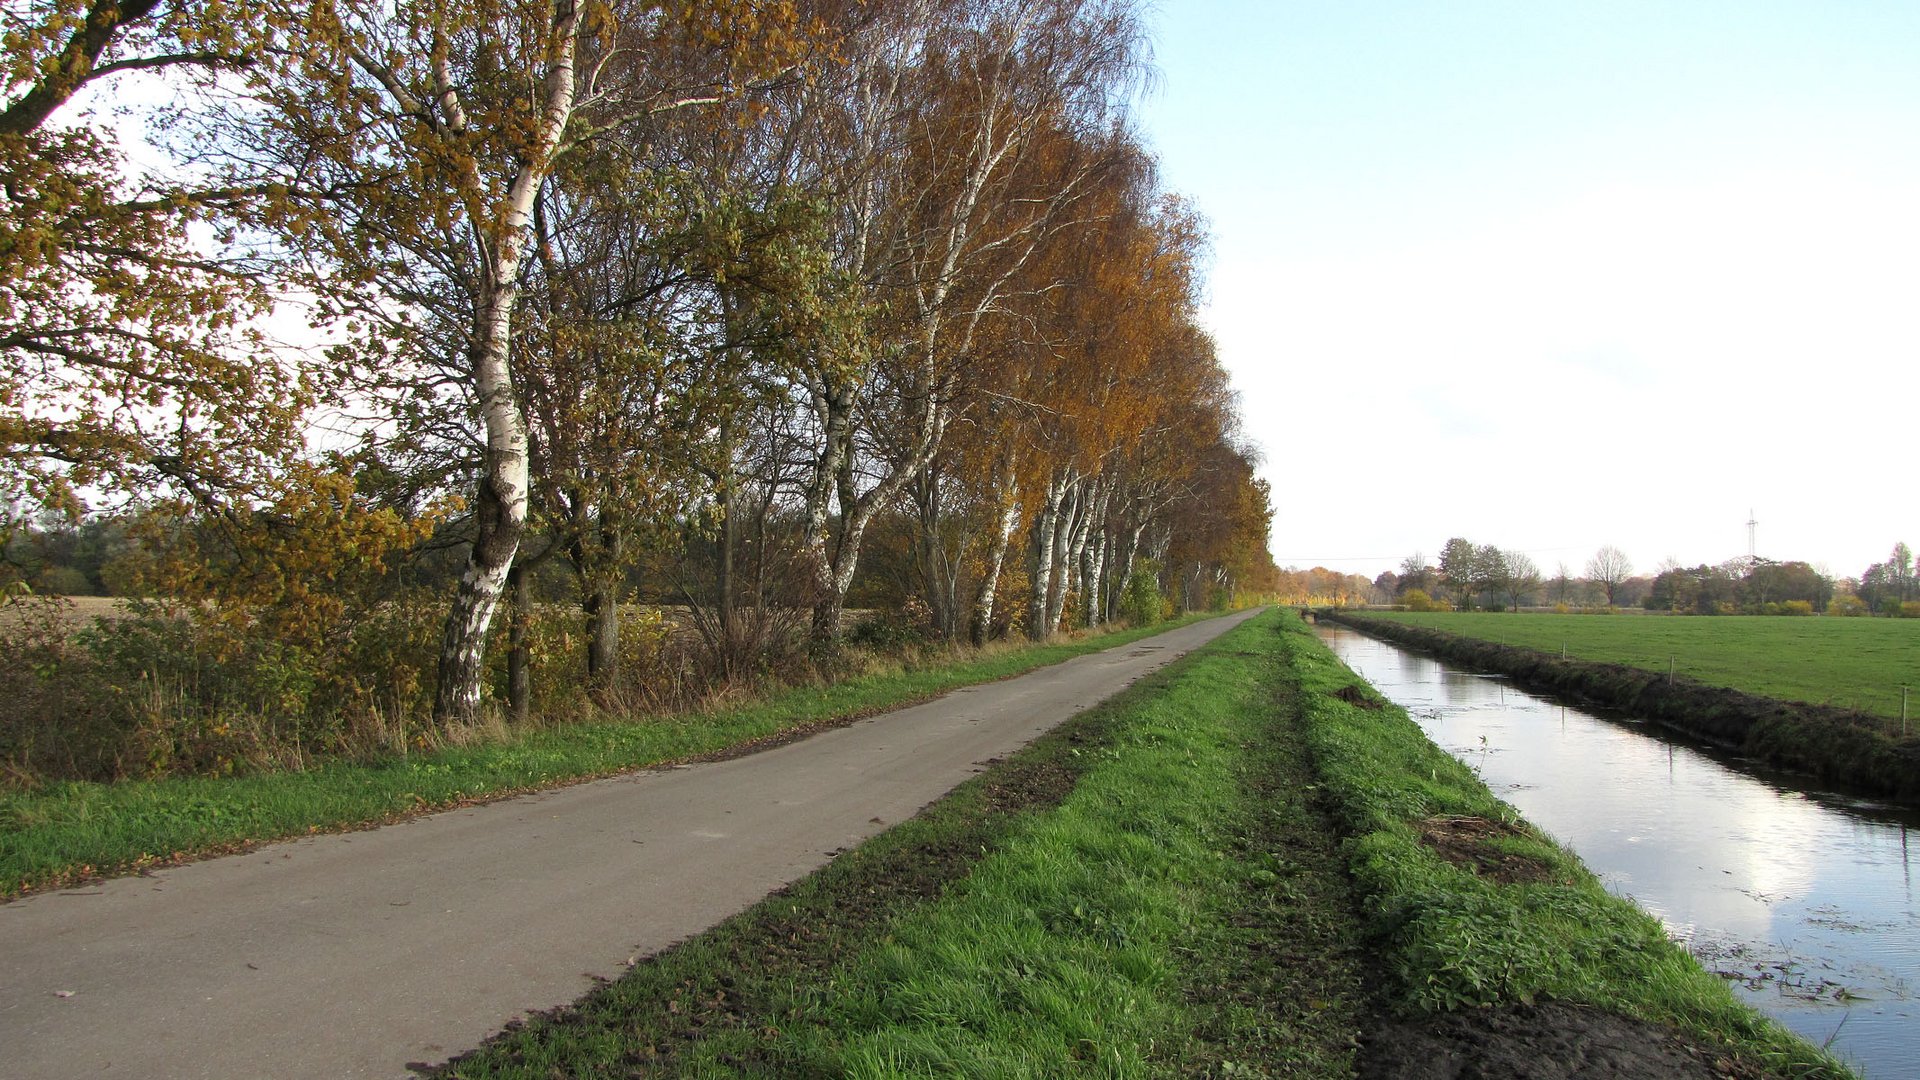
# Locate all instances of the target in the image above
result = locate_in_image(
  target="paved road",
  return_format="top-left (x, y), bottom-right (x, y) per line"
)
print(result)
top-left (0, 610), bottom-right (1259, 1079)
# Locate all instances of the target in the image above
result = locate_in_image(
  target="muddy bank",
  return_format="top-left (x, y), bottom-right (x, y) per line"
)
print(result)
top-left (1324, 611), bottom-right (1920, 805)
top-left (1362, 1002), bottom-right (1773, 1080)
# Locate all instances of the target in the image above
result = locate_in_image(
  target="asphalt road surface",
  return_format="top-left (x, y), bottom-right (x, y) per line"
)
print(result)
top-left (0, 609), bottom-right (1260, 1079)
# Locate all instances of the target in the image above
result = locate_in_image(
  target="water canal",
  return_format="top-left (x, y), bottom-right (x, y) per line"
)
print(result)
top-left (1315, 624), bottom-right (1919, 1079)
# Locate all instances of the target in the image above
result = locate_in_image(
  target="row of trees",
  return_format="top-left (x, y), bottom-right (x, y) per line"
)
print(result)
top-left (3, 0), bottom-right (1276, 734)
top-left (1376, 540), bottom-right (1633, 613)
top-left (1370, 536), bottom-right (1920, 616)
top-left (1642, 558), bottom-right (1834, 615)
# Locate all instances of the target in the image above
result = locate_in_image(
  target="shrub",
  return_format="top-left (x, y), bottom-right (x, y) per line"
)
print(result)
top-left (0, 592), bottom-right (125, 782)
top-left (1403, 588), bottom-right (1438, 612)
top-left (848, 611), bottom-right (929, 650)
top-left (1828, 594), bottom-right (1869, 617)
top-left (1121, 563), bottom-right (1163, 626)
top-left (1900, 601), bottom-right (1920, 619)
top-left (1780, 600), bottom-right (1814, 616)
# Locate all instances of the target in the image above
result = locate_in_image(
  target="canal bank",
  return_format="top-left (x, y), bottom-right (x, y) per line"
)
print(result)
top-left (1315, 620), bottom-right (1916, 1079)
top-left (1321, 611), bottom-right (1920, 806)
top-left (1264, 614), bottom-right (1852, 1078)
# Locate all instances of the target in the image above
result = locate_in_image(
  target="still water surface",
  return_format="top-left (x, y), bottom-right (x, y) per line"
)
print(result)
top-left (1316, 625), bottom-right (1919, 1079)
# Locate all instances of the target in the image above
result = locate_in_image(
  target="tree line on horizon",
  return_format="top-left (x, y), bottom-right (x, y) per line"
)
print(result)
top-left (1347, 538), bottom-right (1919, 617)
top-left (0, 0), bottom-right (1279, 780)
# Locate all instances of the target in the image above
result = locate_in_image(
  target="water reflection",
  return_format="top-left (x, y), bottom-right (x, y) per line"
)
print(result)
top-left (1317, 625), bottom-right (1920, 1079)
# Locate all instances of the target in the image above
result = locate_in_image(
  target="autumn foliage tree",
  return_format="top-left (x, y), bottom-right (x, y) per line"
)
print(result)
top-left (3, 0), bottom-right (1285, 777)
top-left (0, 0), bottom-right (309, 523)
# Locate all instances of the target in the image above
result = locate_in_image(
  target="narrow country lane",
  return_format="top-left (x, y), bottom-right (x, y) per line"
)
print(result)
top-left (0, 610), bottom-right (1259, 1080)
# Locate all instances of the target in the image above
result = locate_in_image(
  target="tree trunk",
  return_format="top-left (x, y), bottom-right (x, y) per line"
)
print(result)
top-left (971, 472), bottom-right (1018, 644)
top-left (506, 560), bottom-right (532, 725)
top-left (430, 1), bottom-right (580, 726)
top-left (802, 383), bottom-right (853, 642)
top-left (712, 413), bottom-right (738, 672)
top-left (1044, 478), bottom-right (1082, 634)
top-left (1082, 525), bottom-right (1106, 628)
top-left (1028, 471), bottom-right (1067, 640)
top-left (913, 469), bottom-right (959, 639)
top-left (584, 575), bottom-right (620, 691)
top-left (434, 295), bottom-right (531, 724)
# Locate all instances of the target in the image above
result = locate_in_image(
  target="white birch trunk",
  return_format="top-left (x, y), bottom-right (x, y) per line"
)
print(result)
top-left (430, 1), bottom-right (579, 724)
top-left (972, 471), bottom-right (1019, 643)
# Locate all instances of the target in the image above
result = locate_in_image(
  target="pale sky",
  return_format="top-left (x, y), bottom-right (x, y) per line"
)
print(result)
top-left (1137, 1), bottom-right (1920, 582)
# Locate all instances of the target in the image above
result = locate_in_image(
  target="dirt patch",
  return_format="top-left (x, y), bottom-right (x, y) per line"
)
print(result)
top-left (1333, 683), bottom-right (1384, 709)
top-left (1362, 1002), bottom-right (1772, 1079)
top-left (1418, 814), bottom-right (1564, 885)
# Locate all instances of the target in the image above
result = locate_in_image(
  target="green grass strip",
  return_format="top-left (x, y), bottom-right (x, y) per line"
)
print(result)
top-left (747, 609), bottom-right (1298, 1077)
top-left (438, 608), bottom-right (1359, 1079)
top-left (0, 614), bottom-right (1220, 898)
top-left (1274, 616), bottom-right (1855, 1078)
top-left (1360, 610), bottom-right (1920, 722)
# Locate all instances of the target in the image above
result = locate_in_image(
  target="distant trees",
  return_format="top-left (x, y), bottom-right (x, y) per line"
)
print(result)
top-left (1857, 542), bottom-right (1915, 613)
top-left (1586, 545), bottom-right (1632, 606)
top-left (1499, 551), bottom-right (1541, 612)
top-left (1548, 562), bottom-right (1578, 605)
top-left (1438, 537), bottom-right (1479, 609)
top-left (1645, 559), bottom-right (1831, 614)
top-left (1271, 566), bottom-right (1376, 607)
top-left (1386, 535), bottom-right (1865, 617)
top-left (1393, 553), bottom-right (1438, 598)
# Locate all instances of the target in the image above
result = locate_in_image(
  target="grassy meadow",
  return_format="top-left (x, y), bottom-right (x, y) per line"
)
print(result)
top-left (1364, 611), bottom-right (1920, 724)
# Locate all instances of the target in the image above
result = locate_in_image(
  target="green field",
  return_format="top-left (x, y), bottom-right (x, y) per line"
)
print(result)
top-left (1363, 611), bottom-right (1920, 724)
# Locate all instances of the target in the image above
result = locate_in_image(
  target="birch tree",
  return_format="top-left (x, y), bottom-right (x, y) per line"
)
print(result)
top-left (787, 0), bottom-right (1144, 641)
top-left (209, 0), bottom-right (806, 722)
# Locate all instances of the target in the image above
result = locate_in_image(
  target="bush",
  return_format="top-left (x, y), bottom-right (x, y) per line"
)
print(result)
top-left (0, 592), bottom-right (125, 781)
top-left (1403, 588), bottom-right (1443, 612)
top-left (1780, 600), bottom-right (1814, 616)
top-left (1120, 564), bottom-right (1164, 626)
top-left (1900, 601), bottom-right (1920, 619)
top-left (1829, 594), bottom-right (1869, 617)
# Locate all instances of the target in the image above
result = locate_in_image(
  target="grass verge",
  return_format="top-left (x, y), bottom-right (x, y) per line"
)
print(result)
top-left (438, 608), bottom-right (1369, 1078)
top-left (0, 613), bottom-right (1220, 899)
top-left (1278, 615), bottom-right (1854, 1078)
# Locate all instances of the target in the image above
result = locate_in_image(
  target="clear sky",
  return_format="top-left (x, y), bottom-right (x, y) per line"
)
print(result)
top-left (1135, 1), bottom-right (1920, 582)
